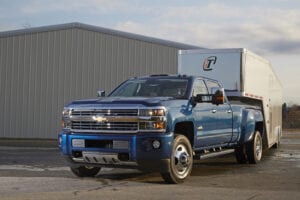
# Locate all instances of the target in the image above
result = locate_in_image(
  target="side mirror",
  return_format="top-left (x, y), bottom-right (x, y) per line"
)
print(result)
top-left (190, 94), bottom-right (212, 106)
top-left (190, 87), bottom-right (225, 106)
top-left (97, 90), bottom-right (105, 97)
top-left (211, 87), bottom-right (225, 105)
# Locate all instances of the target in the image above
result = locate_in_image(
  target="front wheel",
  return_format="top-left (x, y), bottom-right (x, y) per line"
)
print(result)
top-left (246, 131), bottom-right (263, 164)
top-left (70, 166), bottom-right (101, 177)
top-left (161, 134), bottom-right (193, 184)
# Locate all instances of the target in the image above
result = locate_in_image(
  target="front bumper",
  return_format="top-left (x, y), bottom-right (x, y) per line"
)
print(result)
top-left (58, 132), bottom-right (173, 172)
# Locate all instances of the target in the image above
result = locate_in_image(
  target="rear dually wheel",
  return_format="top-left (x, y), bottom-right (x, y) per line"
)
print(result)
top-left (246, 131), bottom-right (263, 164)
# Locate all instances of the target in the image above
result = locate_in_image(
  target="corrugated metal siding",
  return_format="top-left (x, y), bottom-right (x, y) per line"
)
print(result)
top-left (0, 28), bottom-right (179, 139)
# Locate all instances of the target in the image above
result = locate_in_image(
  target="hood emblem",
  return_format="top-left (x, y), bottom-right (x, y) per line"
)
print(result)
top-left (92, 116), bottom-right (108, 123)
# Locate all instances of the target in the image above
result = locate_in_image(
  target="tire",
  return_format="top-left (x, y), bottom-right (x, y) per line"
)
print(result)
top-left (235, 145), bottom-right (247, 164)
top-left (161, 134), bottom-right (193, 184)
top-left (246, 131), bottom-right (263, 164)
top-left (70, 166), bottom-right (101, 177)
top-left (272, 130), bottom-right (281, 149)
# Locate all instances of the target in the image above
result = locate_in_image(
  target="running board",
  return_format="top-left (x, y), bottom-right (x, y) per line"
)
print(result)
top-left (195, 149), bottom-right (235, 160)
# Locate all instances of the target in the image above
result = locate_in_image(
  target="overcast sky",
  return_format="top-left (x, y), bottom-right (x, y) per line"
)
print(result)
top-left (1, 0), bottom-right (299, 104)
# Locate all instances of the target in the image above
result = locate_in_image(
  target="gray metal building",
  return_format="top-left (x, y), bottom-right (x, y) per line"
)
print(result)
top-left (0, 22), bottom-right (200, 139)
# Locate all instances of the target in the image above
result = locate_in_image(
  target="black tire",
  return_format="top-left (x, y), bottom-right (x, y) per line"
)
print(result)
top-left (246, 131), bottom-right (263, 164)
top-left (272, 131), bottom-right (281, 149)
top-left (161, 134), bottom-right (193, 184)
top-left (70, 166), bottom-right (101, 177)
top-left (235, 145), bottom-right (247, 164)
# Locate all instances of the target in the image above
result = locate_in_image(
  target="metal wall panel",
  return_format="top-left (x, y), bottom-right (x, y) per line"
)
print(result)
top-left (0, 28), bottom-right (181, 139)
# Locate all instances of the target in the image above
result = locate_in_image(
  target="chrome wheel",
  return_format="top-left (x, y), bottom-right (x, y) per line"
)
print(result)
top-left (173, 144), bottom-right (192, 179)
top-left (255, 134), bottom-right (262, 161)
top-left (161, 134), bottom-right (193, 184)
top-left (247, 131), bottom-right (263, 164)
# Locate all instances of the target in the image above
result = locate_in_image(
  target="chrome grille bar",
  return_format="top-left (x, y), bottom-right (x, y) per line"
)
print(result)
top-left (71, 121), bottom-right (138, 131)
top-left (71, 109), bottom-right (138, 116)
top-left (69, 109), bottom-right (139, 133)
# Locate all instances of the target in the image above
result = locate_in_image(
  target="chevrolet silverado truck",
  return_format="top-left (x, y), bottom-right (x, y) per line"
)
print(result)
top-left (59, 48), bottom-right (282, 183)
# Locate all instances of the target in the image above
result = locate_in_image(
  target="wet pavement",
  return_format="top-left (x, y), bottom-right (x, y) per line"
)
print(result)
top-left (0, 130), bottom-right (299, 200)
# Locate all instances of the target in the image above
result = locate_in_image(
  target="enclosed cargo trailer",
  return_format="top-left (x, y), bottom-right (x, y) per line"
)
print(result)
top-left (178, 48), bottom-right (282, 148)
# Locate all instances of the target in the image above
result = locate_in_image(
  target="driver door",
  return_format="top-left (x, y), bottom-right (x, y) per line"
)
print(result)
top-left (193, 79), bottom-right (233, 148)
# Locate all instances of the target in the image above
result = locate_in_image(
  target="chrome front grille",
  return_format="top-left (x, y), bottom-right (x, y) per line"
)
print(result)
top-left (71, 121), bottom-right (138, 131)
top-left (69, 109), bottom-right (139, 133)
top-left (71, 109), bottom-right (138, 116)
top-left (62, 107), bottom-right (166, 133)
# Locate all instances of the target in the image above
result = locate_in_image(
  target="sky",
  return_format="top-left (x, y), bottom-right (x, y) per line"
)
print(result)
top-left (0, 0), bottom-right (299, 105)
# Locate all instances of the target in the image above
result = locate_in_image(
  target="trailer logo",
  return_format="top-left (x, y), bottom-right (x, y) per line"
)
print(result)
top-left (203, 56), bottom-right (217, 71)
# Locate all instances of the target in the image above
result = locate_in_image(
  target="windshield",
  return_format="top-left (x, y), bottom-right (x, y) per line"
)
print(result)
top-left (109, 77), bottom-right (190, 99)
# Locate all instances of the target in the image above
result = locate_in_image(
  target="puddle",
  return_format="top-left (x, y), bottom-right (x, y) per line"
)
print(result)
top-left (275, 153), bottom-right (300, 161)
top-left (271, 150), bottom-right (300, 163)
top-left (280, 139), bottom-right (300, 145)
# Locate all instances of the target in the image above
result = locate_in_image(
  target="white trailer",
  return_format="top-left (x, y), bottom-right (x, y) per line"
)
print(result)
top-left (178, 48), bottom-right (282, 148)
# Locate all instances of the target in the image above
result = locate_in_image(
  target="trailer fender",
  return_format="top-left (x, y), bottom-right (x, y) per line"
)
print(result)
top-left (239, 109), bottom-right (263, 144)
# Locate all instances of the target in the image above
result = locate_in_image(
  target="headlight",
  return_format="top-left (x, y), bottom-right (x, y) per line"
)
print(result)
top-left (62, 108), bottom-right (71, 130)
top-left (139, 109), bottom-right (165, 116)
top-left (139, 121), bottom-right (166, 130)
top-left (62, 108), bottom-right (71, 116)
top-left (61, 120), bottom-right (71, 130)
top-left (139, 108), bottom-right (166, 132)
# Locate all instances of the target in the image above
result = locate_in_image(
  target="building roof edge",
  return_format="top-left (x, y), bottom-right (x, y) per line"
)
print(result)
top-left (0, 22), bottom-right (202, 49)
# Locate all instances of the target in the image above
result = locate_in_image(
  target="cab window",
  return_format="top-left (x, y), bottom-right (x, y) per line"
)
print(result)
top-left (192, 79), bottom-right (208, 96)
top-left (206, 80), bottom-right (221, 94)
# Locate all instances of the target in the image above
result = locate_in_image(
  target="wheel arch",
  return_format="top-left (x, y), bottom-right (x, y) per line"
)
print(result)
top-left (174, 121), bottom-right (194, 147)
top-left (254, 121), bottom-right (268, 148)
top-left (240, 109), bottom-right (264, 145)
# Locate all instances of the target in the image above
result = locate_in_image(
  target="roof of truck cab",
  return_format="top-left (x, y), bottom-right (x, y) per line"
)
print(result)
top-left (135, 74), bottom-right (219, 82)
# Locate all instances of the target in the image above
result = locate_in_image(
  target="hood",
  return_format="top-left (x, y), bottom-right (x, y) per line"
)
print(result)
top-left (67, 96), bottom-right (174, 107)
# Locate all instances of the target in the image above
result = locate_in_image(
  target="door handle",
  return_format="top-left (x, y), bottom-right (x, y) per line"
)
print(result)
top-left (227, 110), bottom-right (232, 114)
top-left (212, 109), bottom-right (217, 113)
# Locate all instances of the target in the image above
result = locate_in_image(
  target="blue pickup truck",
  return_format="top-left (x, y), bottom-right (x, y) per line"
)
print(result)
top-left (59, 74), bottom-right (268, 183)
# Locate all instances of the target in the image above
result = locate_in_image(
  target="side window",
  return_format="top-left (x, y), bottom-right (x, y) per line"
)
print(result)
top-left (206, 80), bottom-right (228, 104)
top-left (206, 80), bottom-right (220, 94)
top-left (192, 79), bottom-right (208, 96)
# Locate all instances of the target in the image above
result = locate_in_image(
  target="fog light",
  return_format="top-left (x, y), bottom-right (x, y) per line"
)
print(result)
top-left (152, 140), bottom-right (161, 149)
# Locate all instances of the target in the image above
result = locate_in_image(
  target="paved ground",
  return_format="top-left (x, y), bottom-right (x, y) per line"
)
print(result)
top-left (0, 130), bottom-right (299, 200)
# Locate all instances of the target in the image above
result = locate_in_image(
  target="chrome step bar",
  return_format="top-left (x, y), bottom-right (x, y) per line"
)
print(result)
top-left (195, 149), bottom-right (235, 160)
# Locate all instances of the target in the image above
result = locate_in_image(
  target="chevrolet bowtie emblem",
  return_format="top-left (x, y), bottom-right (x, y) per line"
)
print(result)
top-left (92, 116), bottom-right (108, 123)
